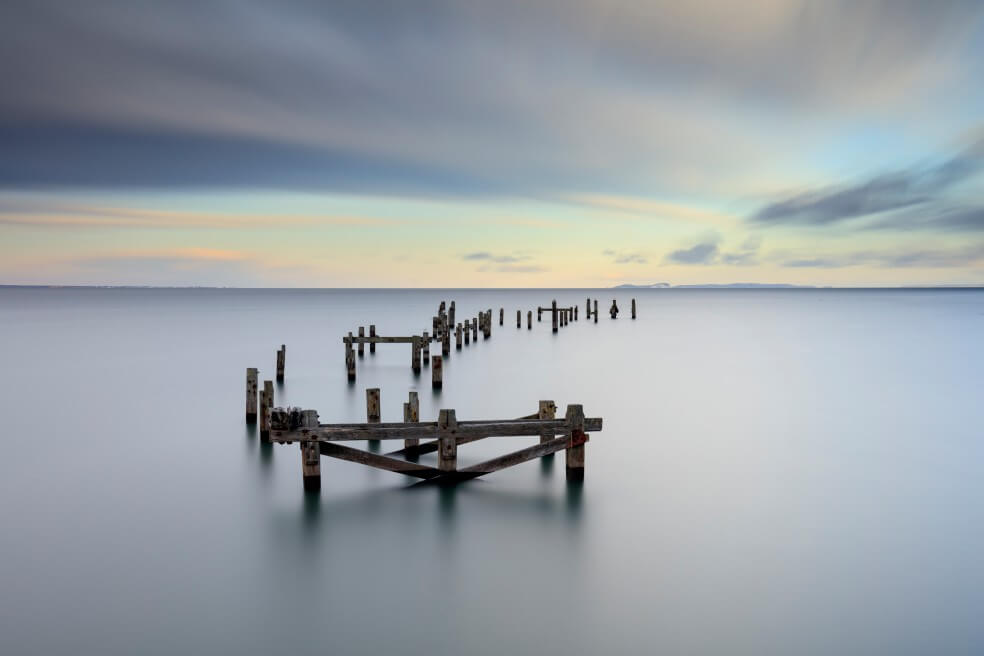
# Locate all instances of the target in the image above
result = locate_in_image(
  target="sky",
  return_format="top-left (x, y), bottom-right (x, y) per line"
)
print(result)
top-left (1, 0), bottom-right (983, 287)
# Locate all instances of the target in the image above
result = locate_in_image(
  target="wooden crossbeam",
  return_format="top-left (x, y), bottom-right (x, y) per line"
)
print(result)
top-left (433, 435), bottom-right (574, 482)
top-left (318, 443), bottom-right (442, 479)
top-left (270, 417), bottom-right (602, 443)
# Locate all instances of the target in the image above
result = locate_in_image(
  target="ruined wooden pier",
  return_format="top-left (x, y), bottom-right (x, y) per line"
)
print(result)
top-left (266, 390), bottom-right (601, 491)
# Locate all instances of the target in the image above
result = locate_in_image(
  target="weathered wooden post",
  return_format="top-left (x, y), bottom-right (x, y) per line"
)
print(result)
top-left (538, 400), bottom-right (556, 444)
top-left (346, 333), bottom-right (356, 381)
top-left (464, 322), bottom-right (471, 345)
top-left (486, 310), bottom-right (492, 338)
top-left (527, 310), bottom-right (532, 329)
top-left (432, 315), bottom-right (439, 336)
top-left (456, 322), bottom-right (463, 349)
top-left (440, 301), bottom-right (446, 313)
top-left (516, 309), bottom-right (521, 328)
top-left (438, 409), bottom-right (457, 472)
top-left (246, 368), bottom-right (258, 422)
top-left (593, 300), bottom-right (598, 323)
top-left (574, 306), bottom-right (578, 321)
top-left (632, 298), bottom-right (636, 319)
top-left (449, 301), bottom-right (455, 327)
top-left (366, 388), bottom-right (381, 423)
top-left (586, 298), bottom-right (591, 317)
top-left (565, 404), bottom-right (586, 482)
top-left (411, 335), bottom-right (421, 373)
top-left (404, 391), bottom-right (419, 450)
top-left (538, 307), bottom-right (542, 322)
top-left (422, 331), bottom-right (430, 364)
top-left (276, 345), bottom-right (285, 382)
top-left (432, 355), bottom-right (443, 389)
top-left (358, 327), bottom-right (365, 357)
top-left (471, 318), bottom-right (478, 341)
top-left (260, 380), bottom-right (273, 441)
top-left (300, 410), bottom-right (321, 492)
top-left (369, 324), bottom-right (376, 353)
top-left (442, 328), bottom-right (451, 356)
top-left (552, 300), bottom-right (558, 333)
top-left (499, 308), bottom-right (504, 326)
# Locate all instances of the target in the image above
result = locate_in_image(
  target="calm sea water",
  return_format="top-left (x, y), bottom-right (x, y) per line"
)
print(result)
top-left (1, 287), bottom-right (983, 655)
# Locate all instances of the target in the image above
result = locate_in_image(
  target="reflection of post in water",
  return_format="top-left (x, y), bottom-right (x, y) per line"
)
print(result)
top-left (566, 479), bottom-right (584, 522)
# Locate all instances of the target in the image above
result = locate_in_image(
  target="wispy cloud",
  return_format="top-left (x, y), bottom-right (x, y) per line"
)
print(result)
top-left (751, 136), bottom-right (984, 228)
top-left (602, 249), bottom-right (648, 264)
top-left (462, 251), bottom-right (530, 263)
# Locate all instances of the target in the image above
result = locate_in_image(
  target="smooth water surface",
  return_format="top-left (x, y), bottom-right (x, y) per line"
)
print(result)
top-left (1, 288), bottom-right (983, 655)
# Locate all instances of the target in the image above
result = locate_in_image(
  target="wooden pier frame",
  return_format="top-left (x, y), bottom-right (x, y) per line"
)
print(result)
top-left (269, 400), bottom-right (602, 488)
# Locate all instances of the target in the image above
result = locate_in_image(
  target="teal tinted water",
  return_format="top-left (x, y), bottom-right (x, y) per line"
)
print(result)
top-left (1, 288), bottom-right (983, 655)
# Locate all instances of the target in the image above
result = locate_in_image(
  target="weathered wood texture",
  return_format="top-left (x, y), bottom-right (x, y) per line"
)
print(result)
top-left (438, 409), bottom-right (458, 471)
top-left (276, 345), bottom-right (285, 382)
top-left (270, 416), bottom-right (602, 443)
top-left (594, 300), bottom-right (598, 323)
top-left (246, 367), bottom-right (258, 422)
top-left (300, 410), bottom-right (320, 491)
top-left (260, 379), bottom-right (273, 441)
top-left (566, 404), bottom-right (586, 482)
top-left (319, 442), bottom-right (442, 479)
top-left (358, 327), bottom-right (365, 356)
top-left (346, 333), bottom-right (356, 380)
top-left (499, 308), bottom-right (504, 325)
top-left (369, 324), bottom-right (376, 353)
top-left (528, 310), bottom-right (532, 329)
top-left (403, 389), bottom-right (420, 450)
top-left (422, 331), bottom-right (430, 364)
top-left (552, 299), bottom-right (558, 333)
top-left (366, 388), bottom-right (381, 423)
top-left (632, 298), bottom-right (636, 319)
top-left (432, 355), bottom-right (443, 389)
top-left (538, 399), bottom-right (556, 444)
top-left (411, 335), bottom-right (421, 372)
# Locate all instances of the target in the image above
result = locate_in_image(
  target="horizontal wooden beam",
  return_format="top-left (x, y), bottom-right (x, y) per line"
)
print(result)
top-left (436, 435), bottom-right (573, 482)
top-left (342, 335), bottom-right (414, 344)
top-left (318, 443), bottom-right (443, 479)
top-left (271, 417), bottom-right (602, 443)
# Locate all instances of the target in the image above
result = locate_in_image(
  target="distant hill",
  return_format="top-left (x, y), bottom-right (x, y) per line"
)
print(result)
top-left (614, 282), bottom-right (816, 289)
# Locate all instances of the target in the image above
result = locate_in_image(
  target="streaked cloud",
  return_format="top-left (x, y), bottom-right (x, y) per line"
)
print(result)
top-left (462, 252), bottom-right (531, 263)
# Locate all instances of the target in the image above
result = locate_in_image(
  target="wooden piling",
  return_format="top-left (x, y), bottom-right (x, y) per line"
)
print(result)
top-left (552, 300), bottom-right (558, 333)
top-left (366, 388), bottom-right (381, 423)
top-left (276, 345), bottom-right (285, 382)
top-left (358, 327), bottom-right (365, 357)
top-left (538, 400), bottom-right (556, 444)
top-left (422, 331), bottom-right (430, 364)
top-left (456, 322), bottom-right (463, 349)
top-left (449, 301), bottom-right (455, 327)
top-left (300, 410), bottom-right (321, 492)
top-left (246, 368), bottom-right (258, 422)
top-left (516, 309), bottom-right (521, 328)
top-left (260, 380), bottom-right (273, 441)
top-left (432, 355), bottom-right (443, 389)
top-left (575, 306), bottom-right (578, 321)
top-left (411, 335), bottom-right (421, 373)
top-left (442, 328), bottom-right (450, 356)
top-left (565, 404), bottom-right (586, 482)
top-left (464, 322), bottom-right (471, 345)
top-left (586, 298), bottom-right (591, 317)
top-left (527, 310), bottom-right (532, 329)
top-left (404, 391), bottom-right (419, 450)
top-left (632, 298), bottom-right (636, 319)
top-left (593, 299), bottom-right (598, 323)
top-left (538, 307), bottom-right (542, 322)
top-left (369, 324), bottom-right (376, 353)
top-left (438, 409), bottom-right (457, 472)
top-left (471, 318), bottom-right (478, 341)
top-left (346, 333), bottom-right (356, 380)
